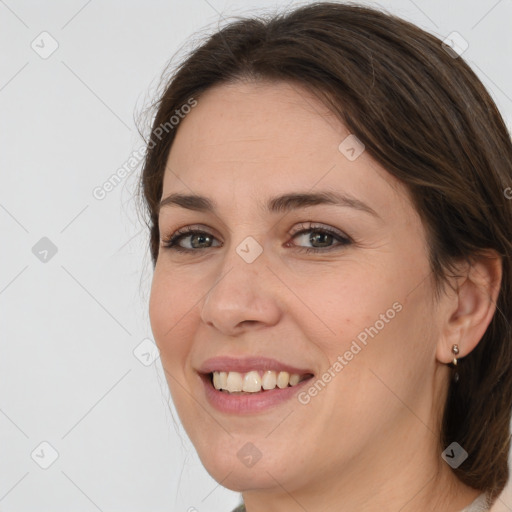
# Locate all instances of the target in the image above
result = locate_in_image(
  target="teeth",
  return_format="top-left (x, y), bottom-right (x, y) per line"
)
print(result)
top-left (262, 370), bottom-right (277, 390)
top-left (242, 371), bottom-right (261, 392)
top-left (213, 371), bottom-right (228, 390)
top-left (289, 373), bottom-right (300, 386)
top-left (226, 371), bottom-right (243, 392)
top-left (276, 371), bottom-right (290, 389)
top-left (211, 370), bottom-right (305, 393)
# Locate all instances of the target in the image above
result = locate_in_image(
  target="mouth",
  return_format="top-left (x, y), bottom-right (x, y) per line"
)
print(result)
top-left (197, 356), bottom-right (315, 415)
top-left (197, 357), bottom-right (315, 414)
top-left (207, 370), bottom-right (314, 394)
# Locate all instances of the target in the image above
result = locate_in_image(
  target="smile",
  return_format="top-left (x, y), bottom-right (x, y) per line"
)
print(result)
top-left (197, 356), bottom-right (315, 414)
top-left (211, 370), bottom-right (310, 393)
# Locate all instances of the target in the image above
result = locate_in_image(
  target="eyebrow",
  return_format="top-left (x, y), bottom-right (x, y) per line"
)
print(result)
top-left (158, 191), bottom-right (380, 218)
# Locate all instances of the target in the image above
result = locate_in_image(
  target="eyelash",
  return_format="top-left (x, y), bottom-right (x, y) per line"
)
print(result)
top-left (160, 222), bottom-right (352, 254)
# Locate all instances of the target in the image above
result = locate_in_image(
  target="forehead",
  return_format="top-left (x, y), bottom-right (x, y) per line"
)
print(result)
top-left (161, 80), bottom-right (409, 218)
top-left (167, 81), bottom-right (343, 174)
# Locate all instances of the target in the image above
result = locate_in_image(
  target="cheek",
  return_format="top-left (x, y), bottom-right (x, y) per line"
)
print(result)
top-left (148, 267), bottom-right (194, 368)
top-left (149, 271), bottom-right (171, 345)
top-left (317, 270), bottom-right (438, 427)
top-left (303, 253), bottom-right (433, 403)
top-left (302, 264), bottom-right (402, 351)
top-left (149, 270), bottom-right (201, 420)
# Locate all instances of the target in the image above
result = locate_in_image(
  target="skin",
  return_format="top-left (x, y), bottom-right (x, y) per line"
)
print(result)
top-left (149, 80), bottom-right (502, 512)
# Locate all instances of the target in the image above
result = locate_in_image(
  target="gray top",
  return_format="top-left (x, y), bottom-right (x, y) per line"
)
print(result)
top-left (231, 492), bottom-right (491, 512)
top-left (460, 492), bottom-right (492, 512)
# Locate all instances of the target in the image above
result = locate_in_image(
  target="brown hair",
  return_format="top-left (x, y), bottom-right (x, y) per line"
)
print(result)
top-left (138, 1), bottom-right (512, 502)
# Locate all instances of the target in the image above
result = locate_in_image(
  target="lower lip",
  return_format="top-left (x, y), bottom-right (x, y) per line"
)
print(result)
top-left (200, 373), bottom-right (313, 414)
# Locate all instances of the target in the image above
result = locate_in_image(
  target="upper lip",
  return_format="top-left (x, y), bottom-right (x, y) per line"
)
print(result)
top-left (198, 356), bottom-right (315, 376)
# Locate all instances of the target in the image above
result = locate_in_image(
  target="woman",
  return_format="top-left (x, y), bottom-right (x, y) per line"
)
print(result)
top-left (138, 2), bottom-right (512, 511)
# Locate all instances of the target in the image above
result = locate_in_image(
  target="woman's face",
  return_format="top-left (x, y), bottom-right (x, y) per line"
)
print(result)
top-left (149, 80), bottom-right (448, 495)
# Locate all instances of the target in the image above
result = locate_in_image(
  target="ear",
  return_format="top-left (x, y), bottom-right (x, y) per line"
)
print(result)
top-left (436, 250), bottom-right (503, 364)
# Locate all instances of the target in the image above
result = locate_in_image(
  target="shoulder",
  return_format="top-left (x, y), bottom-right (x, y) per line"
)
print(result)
top-left (460, 492), bottom-right (492, 512)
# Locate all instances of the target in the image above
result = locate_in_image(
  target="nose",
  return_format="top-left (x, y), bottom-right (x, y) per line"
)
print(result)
top-left (199, 244), bottom-right (282, 336)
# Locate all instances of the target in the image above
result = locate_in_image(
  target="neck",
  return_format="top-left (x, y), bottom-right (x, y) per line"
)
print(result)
top-left (240, 429), bottom-right (482, 512)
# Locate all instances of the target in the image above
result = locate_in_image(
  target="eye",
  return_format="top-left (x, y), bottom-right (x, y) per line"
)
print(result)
top-left (287, 222), bottom-right (352, 253)
top-left (160, 225), bottom-right (221, 252)
top-left (159, 222), bottom-right (352, 254)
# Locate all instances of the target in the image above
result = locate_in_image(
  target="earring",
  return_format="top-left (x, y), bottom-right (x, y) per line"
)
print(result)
top-left (452, 344), bottom-right (459, 366)
top-left (451, 344), bottom-right (460, 383)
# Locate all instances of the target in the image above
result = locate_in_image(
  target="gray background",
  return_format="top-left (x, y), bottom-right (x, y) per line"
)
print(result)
top-left (1, 1), bottom-right (511, 511)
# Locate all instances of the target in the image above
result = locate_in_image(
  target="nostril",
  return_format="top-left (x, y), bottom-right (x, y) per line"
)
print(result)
top-left (239, 320), bottom-right (258, 328)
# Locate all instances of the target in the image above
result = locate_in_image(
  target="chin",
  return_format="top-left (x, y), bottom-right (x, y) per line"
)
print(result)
top-left (207, 468), bottom-right (274, 492)
top-left (200, 456), bottom-right (290, 492)
top-left (193, 437), bottom-right (304, 492)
